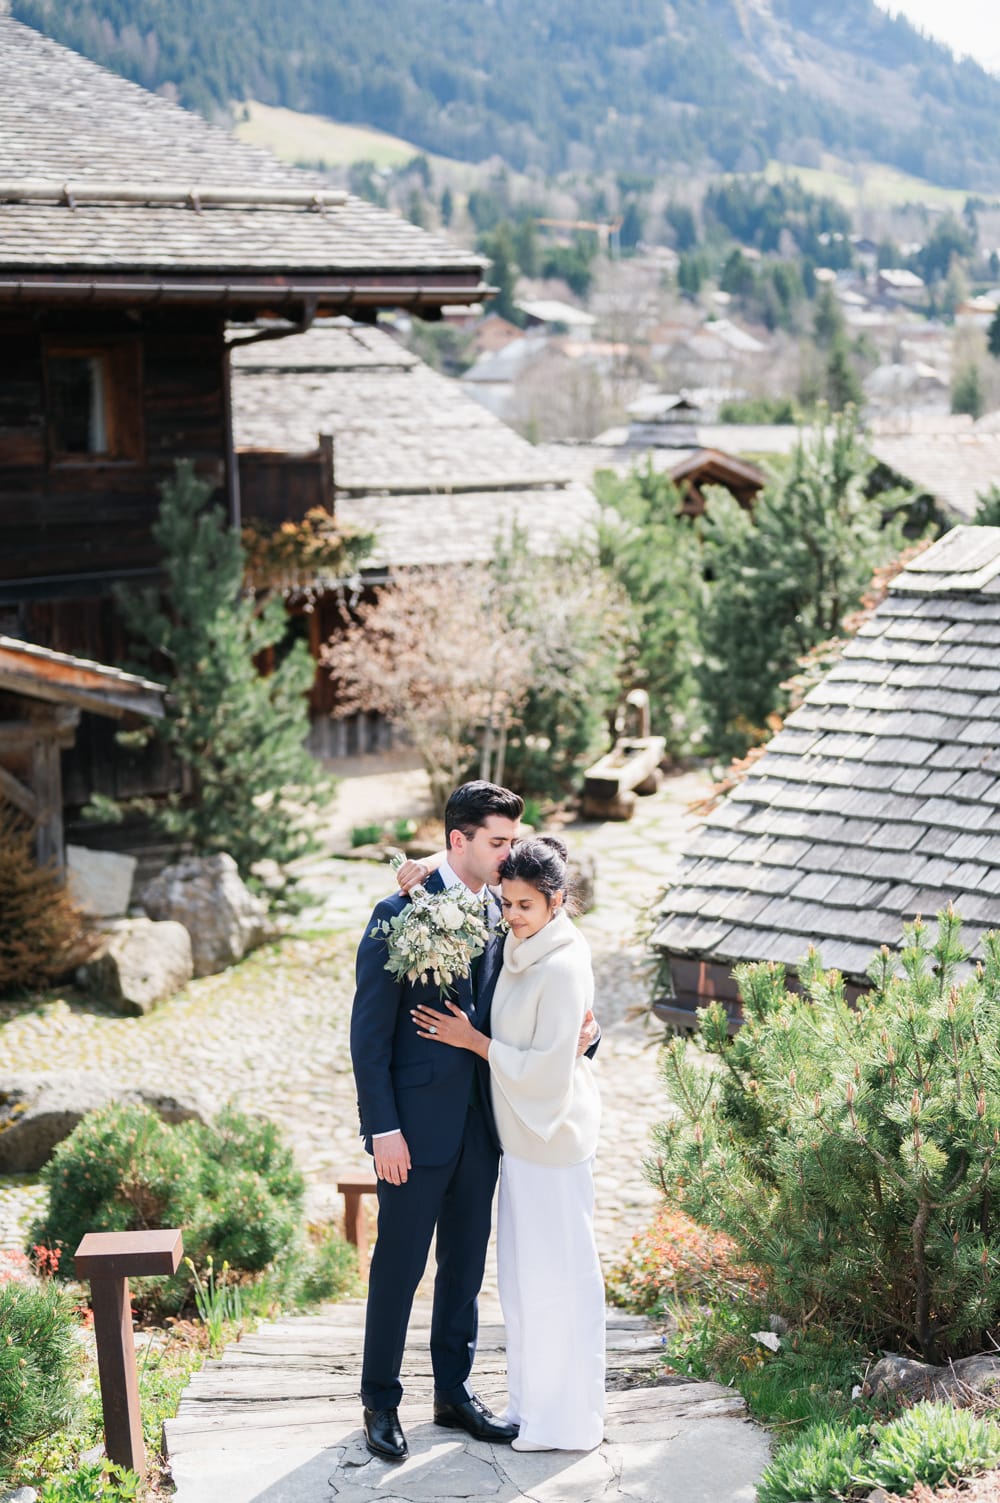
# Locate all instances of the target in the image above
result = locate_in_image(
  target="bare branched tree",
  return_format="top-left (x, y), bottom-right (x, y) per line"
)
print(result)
top-left (322, 566), bottom-right (533, 812)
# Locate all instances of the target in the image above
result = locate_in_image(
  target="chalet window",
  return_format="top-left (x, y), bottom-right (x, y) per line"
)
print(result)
top-left (45, 342), bottom-right (143, 463)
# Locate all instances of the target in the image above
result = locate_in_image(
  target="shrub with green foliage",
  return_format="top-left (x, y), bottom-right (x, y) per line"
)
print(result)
top-left (0, 1283), bottom-right (82, 1477)
top-left (757, 1420), bottom-right (867, 1503)
top-left (294, 1225), bottom-right (361, 1306)
top-left (858, 1402), bottom-right (1000, 1495)
top-left (33, 1103), bottom-right (305, 1312)
top-left (38, 1461), bottom-right (139, 1503)
top-left (650, 911), bottom-right (1000, 1361)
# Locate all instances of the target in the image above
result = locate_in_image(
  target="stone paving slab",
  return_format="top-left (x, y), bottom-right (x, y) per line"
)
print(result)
top-left (165, 1294), bottom-right (770, 1503)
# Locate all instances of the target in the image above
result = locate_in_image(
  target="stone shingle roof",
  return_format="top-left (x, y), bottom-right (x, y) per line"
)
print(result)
top-left (335, 486), bottom-right (599, 570)
top-left (231, 322), bottom-right (598, 567)
top-left (653, 526), bottom-right (1000, 984)
top-left (0, 16), bottom-right (484, 286)
top-left (870, 426), bottom-right (1000, 523)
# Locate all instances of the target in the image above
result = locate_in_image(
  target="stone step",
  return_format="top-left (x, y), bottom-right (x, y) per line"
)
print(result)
top-left (164, 1295), bottom-right (771, 1503)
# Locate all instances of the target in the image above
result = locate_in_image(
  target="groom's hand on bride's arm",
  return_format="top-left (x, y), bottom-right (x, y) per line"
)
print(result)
top-left (373, 1130), bottom-right (411, 1185)
top-left (577, 1009), bottom-right (600, 1058)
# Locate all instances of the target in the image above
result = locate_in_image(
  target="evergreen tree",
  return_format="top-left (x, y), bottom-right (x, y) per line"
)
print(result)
top-left (513, 216), bottom-right (539, 278)
top-left (595, 466), bottom-right (703, 757)
top-left (952, 362), bottom-right (984, 418)
top-left (975, 483), bottom-right (1000, 525)
top-left (697, 415), bottom-right (908, 758)
top-left (116, 462), bottom-right (324, 882)
top-left (812, 282), bottom-right (843, 346)
top-left (825, 335), bottom-right (863, 411)
top-left (477, 224), bottom-right (519, 321)
top-left (619, 199), bottom-right (644, 253)
top-left (439, 185), bottom-right (454, 226)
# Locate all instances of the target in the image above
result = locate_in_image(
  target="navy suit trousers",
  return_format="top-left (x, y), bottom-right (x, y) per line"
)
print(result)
top-left (360, 1102), bottom-right (500, 1411)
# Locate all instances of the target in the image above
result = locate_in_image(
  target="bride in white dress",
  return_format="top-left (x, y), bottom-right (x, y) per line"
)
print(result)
top-left (412, 836), bottom-right (605, 1452)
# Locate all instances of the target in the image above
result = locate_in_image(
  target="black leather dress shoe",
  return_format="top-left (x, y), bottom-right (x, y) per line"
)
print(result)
top-left (363, 1406), bottom-right (408, 1460)
top-left (433, 1394), bottom-right (519, 1443)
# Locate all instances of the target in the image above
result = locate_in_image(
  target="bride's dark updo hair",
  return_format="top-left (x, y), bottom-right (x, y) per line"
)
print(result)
top-left (499, 835), bottom-right (574, 911)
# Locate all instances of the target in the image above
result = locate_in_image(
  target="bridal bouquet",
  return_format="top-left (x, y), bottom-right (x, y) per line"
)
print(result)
top-left (371, 852), bottom-right (490, 999)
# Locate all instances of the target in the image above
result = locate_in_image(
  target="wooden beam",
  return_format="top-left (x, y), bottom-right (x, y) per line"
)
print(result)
top-left (0, 764), bottom-right (38, 820)
top-left (0, 711), bottom-right (79, 754)
top-left (32, 736), bottom-right (64, 869)
top-left (0, 665), bottom-right (164, 720)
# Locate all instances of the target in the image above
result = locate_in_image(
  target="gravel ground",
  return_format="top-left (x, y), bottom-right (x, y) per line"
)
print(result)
top-left (0, 764), bottom-right (710, 1276)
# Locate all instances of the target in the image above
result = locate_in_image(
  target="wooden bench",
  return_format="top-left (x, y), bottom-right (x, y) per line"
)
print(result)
top-left (337, 1172), bottom-right (378, 1266)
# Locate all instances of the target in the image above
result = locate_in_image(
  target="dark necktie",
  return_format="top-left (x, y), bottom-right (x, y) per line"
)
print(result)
top-left (470, 895), bottom-right (491, 994)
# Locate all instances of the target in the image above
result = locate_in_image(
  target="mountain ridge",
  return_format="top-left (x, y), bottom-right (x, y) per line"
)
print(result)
top-left (11, 0), bottom-right (1000, 191)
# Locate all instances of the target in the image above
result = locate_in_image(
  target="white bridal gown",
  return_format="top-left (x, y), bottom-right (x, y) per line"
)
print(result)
top-left (498, 1153), bottom-right (606, 1450)
top-left (486, 911), bottom-right (605, 1451)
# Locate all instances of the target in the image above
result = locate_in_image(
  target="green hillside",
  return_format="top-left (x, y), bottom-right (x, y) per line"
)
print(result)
top-left (13, 0), bottom-right (1000, 189)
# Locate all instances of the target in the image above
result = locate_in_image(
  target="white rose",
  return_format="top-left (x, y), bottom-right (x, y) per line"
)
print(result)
top-left (437, 901), bottom-right (465, 931)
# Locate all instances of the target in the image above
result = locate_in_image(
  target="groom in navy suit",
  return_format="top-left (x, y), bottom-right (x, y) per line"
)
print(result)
top-left (351, 780), bottom-right (525, 1461)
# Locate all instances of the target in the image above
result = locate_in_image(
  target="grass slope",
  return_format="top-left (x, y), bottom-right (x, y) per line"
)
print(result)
top-left (234, 101), bottom-right (428, 170)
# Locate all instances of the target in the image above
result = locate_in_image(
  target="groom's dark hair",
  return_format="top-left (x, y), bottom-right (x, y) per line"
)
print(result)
top-left (445, 781), bottom-right (523, 844)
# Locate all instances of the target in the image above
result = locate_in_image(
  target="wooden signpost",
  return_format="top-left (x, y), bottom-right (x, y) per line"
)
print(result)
top-left (74, 1228), bottom-right (184, 1477)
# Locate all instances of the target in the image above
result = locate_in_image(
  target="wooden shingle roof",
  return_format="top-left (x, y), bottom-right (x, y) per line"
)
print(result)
top-left (231, 323), bottom-right (598, 567)
top-left (0, 636), bottom-right (165, 719)
top-left (653, 526), bottom-right (1000, 993)
top-left (0, 16), bottom-right (485, 300)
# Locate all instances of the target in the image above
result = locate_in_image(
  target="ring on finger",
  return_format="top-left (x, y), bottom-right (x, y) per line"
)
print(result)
top-left (428, 1024), bottom-right (438, 1035)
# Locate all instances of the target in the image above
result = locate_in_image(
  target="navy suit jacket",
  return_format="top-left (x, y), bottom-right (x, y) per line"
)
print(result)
top-left (351, 871), bottom-right (505, 1167)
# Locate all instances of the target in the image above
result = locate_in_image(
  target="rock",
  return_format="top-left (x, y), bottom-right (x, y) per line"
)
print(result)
top-left (140, 853), bottom-right (271, 976)
top-left (78, 917), bottom-right (193, 1014)
top-left (569, 849), bottom-right (597, 914)
top-left (0, 1073), bottom-right (209, 1173)
top-left (1, 1487), bottom-right (40, 1502)
top-left (866, 1351), bottom-right (1000, 1404)
top-left (65, 844), bottom-right (137, 919)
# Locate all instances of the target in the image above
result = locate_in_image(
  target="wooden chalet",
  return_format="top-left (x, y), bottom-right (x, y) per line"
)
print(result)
top-left (652, 526), bottom-right (1000, 1028)
top-left (230, 321), bottom-right (599, 754)
top-left (539, 438), bottom-right (766, 515)
top-left (0, 15), bottom-right (488, 813)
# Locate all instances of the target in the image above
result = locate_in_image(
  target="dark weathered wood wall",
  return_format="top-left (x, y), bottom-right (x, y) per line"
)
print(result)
top-left (0, 307), bottom-right (229, 806)
top-left (0, 309), bottom-right (227, 613)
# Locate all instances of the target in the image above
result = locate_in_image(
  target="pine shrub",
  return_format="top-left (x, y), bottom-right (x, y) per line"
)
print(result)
top-left (0, 804), bottom-right (87, 995)
top-left (649, 911), bottom-right (1000, 1360)
top-left (0, 1282), bottom-right (82, 1474)
top-left (33, 1103), bottom-right (305, 1313)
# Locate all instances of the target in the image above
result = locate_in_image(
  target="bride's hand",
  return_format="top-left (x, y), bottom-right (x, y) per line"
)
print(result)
top-left (411, 1000), bottom-right (487, 1056)
top-left (396, 849), bottom-right (446, 893)
top-left (396, 859), bottom-right (431, 893)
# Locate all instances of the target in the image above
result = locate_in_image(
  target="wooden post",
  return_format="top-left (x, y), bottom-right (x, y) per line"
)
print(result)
top-left (337, 1173), bottom-right (378, 1268)
top-left (75, 1228), bottom-right (184, 1477)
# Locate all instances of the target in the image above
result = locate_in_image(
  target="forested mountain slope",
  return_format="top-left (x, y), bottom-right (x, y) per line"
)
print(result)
top-left (12, 0), bottom-right (1000, 189)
